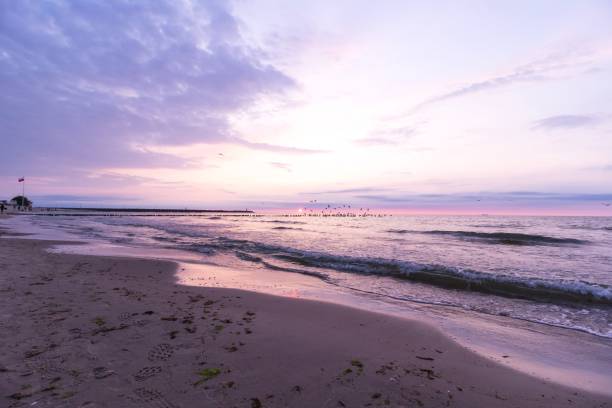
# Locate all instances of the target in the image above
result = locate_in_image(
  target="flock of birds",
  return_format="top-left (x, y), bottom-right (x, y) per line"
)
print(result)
top-left (290, 201), bottom-right (389, 217)
top-left (279, 200), bottom-right (612, 217)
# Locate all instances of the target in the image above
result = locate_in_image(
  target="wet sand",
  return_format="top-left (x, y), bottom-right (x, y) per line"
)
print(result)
top-left (0, 234), bottom-right (610, 407)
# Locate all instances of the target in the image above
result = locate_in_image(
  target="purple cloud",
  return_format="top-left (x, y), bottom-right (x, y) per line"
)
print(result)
top-left (354, 191), bottom-right (612, 204)
top-left (408, 51), bottom-right (596, 112)
top-left (585, 164), bottom-right (612, 172)
top-left (32, 194), bottom-right (141, 206)
top-left (0, 0), bottom-right (295, 175)
top-left (86, 172), bottom-right (186, 187)
top-left (233, 139), bottom-right (327, 154)
top-left (532, 114), bottom-right (602, 130)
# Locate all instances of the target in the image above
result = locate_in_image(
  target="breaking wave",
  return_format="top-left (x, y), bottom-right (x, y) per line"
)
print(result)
top-left (187, 237), bottom-right (610, 305)
top-left (272, 226), bottom-right (305, 231)
top-left (386, 229), bottom-right (587, 245)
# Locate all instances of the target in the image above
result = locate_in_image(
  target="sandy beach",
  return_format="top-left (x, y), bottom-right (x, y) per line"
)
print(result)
top-left (0, 226), bottom-right (610, 407)
top-left (3, 0), bottom-right (612, 405)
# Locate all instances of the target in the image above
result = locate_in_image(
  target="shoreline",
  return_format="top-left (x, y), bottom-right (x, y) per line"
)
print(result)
top-left (1, 232), bottom-right (611, 406)
top-left (3, 216), bottom-right (612, 394)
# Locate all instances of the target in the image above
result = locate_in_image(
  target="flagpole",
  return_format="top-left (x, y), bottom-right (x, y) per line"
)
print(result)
top-left (21, 177), bottom-right (25, 211)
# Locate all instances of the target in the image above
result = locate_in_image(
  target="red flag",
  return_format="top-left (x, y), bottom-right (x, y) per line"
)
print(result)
top-left (18, 177), bottom-right (25, 182)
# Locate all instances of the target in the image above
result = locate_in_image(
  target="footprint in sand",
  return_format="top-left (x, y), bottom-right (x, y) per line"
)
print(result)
top-left (147, 344), bottom-right (174, 362)
top-left (134, 319), bottom-right (152, 327)
top-left (131, 387), bottom-right (178, 408)
top-left (134, 366), bottom-right (163, 381)
top-left (119, 312), bottom-right (134, 321)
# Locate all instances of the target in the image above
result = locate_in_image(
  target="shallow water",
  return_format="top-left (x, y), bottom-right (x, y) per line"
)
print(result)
top-left (19, 213), bottom-right (612, 338)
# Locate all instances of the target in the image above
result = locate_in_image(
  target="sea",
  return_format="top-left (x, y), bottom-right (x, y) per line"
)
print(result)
top-left (19, 212), bottom-right (612, 339)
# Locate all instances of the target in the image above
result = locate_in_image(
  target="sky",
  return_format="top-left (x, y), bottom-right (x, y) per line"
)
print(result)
top-left (1, 0), bottom-right (612, 215)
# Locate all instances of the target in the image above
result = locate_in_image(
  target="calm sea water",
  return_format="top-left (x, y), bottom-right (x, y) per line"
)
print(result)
top-left (28, 213), bottom-right (612, 338)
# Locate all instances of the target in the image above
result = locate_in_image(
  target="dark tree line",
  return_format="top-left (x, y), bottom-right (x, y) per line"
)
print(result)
top-left (11, 196), bottom-right (32, 206)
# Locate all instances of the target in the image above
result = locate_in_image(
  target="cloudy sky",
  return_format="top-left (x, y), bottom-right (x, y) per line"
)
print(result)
top-left (1, 0), bottom-right (611, 214)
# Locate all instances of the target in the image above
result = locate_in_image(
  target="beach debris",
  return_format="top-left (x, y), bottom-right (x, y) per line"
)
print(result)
top-left (350, 359), bottom-right (364, 373)
top-left (415, 356), bottom-right (434, 361)
top-left (194, 367), bottom-right (221, 385)
top-left (93, 366), bottom-right (115, 379)
top-left (418, 368), bottom-right (438, 380)
top-left (250, 398), bottom-right (262, 408)
top-left (24, 344), bottom-right (56, 358)
top-left (188, 295), bottom-right (204, 303)
top-left (376, 363), bottom-right (396, 375)
top-left (49, 376), bottom-right (61, 384)
top-left (24, 348), bottom-right (46, 358)
top-left (93, 317), bottom-right (106, 326)
top-left (371, 392), bottom-right (382, 399)
top-left (292, 385), bottom-right (302, 393)
top-left (7, 391), bottom-right (33, 400)
top-left (41, 384), bottom-right (57, 392)
top-left (495, 392), bottom-right (508, 400)
top-left (92, 323), bottom-right (129, 335)
top-left (350, 359), bottom-right (363, 368)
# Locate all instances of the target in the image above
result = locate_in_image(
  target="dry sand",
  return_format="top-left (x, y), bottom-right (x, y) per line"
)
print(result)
top-left (0, 233), bottom-right (610, 407)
